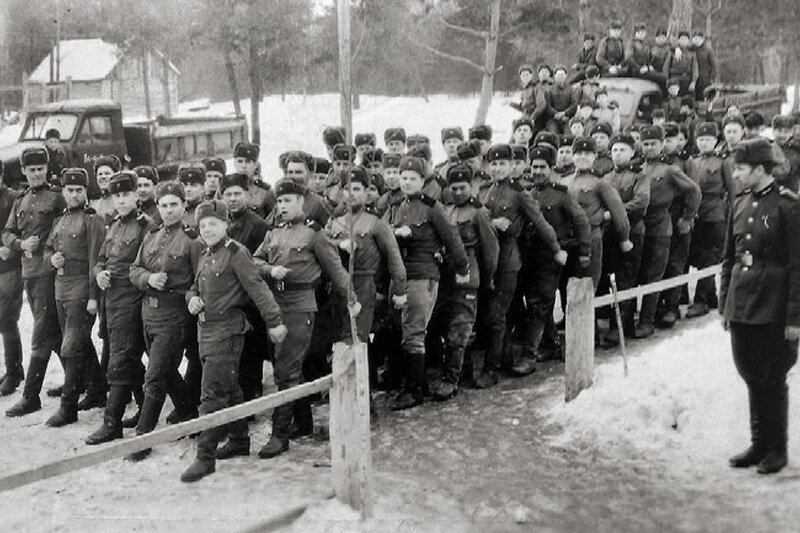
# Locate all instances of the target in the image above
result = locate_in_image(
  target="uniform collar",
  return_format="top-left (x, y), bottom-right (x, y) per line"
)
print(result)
top-left (206, 238), bottom-right (227, 254)
top-left (164, 220), bottom-right (183, 231)
top-left (753, 181), bottom-right (775, 198)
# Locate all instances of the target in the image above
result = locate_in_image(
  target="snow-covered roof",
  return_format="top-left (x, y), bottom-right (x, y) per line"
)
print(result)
top-left (29, 39), bottom-right (120, 83)
top-left (28, 39), bottom-right (180, 83)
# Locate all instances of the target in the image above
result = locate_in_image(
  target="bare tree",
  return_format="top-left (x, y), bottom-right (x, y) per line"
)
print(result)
top-left (696, 0), bottom-right (723, 41)
top-left (667, 0), bottom-right (693, 35)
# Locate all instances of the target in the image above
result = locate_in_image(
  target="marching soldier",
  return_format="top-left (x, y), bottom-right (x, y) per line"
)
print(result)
top-left (42, 168), bottom-right (105, 426)
top-left (85, 172), bottom-right (153, 444)
top-left (0, 161), bottom-right (23, 396)
top-left (127, 181), bottom-right (204, 461)
top-left (220, 173), bottom-right (271, 402)
top-left (722, 138), bottom-right (800, 475)
top-left (253, 179), bottom-right (359, 457)
top-left (4, 148), bottom-right (66, 417)
top-left (133, 165), bottom-right (162, 226)
top-left (202, 157), bottom-right (227, 200)
top-left (476, 144), bottom-right (563, 385)
top-left (635, 126), bottom-right (700, 338)
top-left (384, 156), bottom-right (469, 408)
top-left (233, 141), bottom-right (275, 217)
top-left (180, 200), bottom-right (287, 482)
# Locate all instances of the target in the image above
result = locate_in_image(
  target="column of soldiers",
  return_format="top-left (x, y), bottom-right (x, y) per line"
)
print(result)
top-left (1, 97), bottom-right (799, 480)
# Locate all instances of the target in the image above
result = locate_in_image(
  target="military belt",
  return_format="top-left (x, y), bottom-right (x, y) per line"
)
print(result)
top-left (56, 261), bottom-right (89, 276)
top-left (267, 280), bottom-right (316, 292)
top-left (144, 290), bottom-right (186, 308)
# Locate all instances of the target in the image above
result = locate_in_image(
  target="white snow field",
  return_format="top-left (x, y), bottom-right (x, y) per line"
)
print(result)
top-left (0, 93), bottom-right (799, 531)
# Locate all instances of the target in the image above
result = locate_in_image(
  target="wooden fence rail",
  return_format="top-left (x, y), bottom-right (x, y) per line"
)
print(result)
top-left (0, 342), bottom-right (373, 519)
top-left (565, 265), bottom-right (722, 401)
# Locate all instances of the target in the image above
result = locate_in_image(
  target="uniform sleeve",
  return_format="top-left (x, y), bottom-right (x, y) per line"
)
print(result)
top-left (597, 180), bottom-right (630, 241)
top-left (372, 218), bottom-right (407, 296)
top-left (129, 234), bottom-right (154, 290)
top-left (668, 166), bottom-right (702, 222)
top-left (43, 216), bottom-right (60, 270)
top-left (719, 199), bottom-right (736, 313)
top-left (2, 201), bottom-right (21, 251)
top-left (627, 173), bottom-right (651, 223)
top-left (624, 40), bottom-right (639, 71)
top-left (781, 198), bottom-right (800, 327)
top-left (250, 217), bottom-right (269, 252)
top-left (596, 38), bottom-right (609, 69)
top-left (312, 230), bottom-right (351, 298)
top-left (86, 215), bottom-right (106, 300)
top-left (519, 191), bottom-right (560, 253)
top-left (662, 52), bottom-right (672, 77)
top-left (252, 232), bottom-right (273, 278)
top-left (474, 207), bottom-right (499, 285)
top-left (232, 247), bottom-right (284, 328)
top-left (429, 202), bottom-right (469, 276)
top-left (565, 87), bottom-right (579, 118)
top-left (691, 54), bottom-right (699, 84)
top-left (564, 192), bottom-right (592, 258)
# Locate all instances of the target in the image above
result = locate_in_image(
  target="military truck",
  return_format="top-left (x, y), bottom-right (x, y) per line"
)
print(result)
top-left (0, 99), bottom-right (247, 192)
top-left (591, 77), bottom-right (785, 128)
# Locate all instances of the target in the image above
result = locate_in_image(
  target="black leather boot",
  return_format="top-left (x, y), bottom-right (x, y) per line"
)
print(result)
top-left (122, 386), bottom-right (144, 428)
top-left (0, 325), bottom-right (23, 396)
top-left (6, 356), bottom-right (49, 417)
top-left (126, 394), bottom-right (165, 461)
top-left (46, 357), bottom-right (83, 427)
top-left (730, 388), bottom-right (767, 468)
top-left (85, 386), bottom-right (129, 445)
top-left (258, 402), bottom-right (292, 458)
top-left (758, 385), bottom-right (788, 475)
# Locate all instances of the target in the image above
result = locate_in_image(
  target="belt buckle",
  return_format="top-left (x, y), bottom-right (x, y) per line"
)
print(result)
top-left (276, 280), bottom-right (285, 292)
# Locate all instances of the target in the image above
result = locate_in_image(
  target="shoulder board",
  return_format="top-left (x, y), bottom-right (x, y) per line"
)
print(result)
top-left (779, 186), bottom-right (799, 201)
top-left (468, 197), bottom-right (483, 208)
top-left (136, 213), bottom-right (150, 226)
top-left (629, 162), bottom-right (643, 173)
top-left (420, 194), bottom-right (436, 207)
top-left (183, 224), bottom-right (198, 238)
top-left (224, 239), bottom-right (241, 252)
top-left (150, 224), bottom-right (162, 233)
top-left (435, 174), bottom-right (448, 188)
top-left (509, 179), bottom-right (525, 192)
top-left (365, 205), bottom-right (379, 216)
top-left (551, 182), bottom-right (568, 192)
top-left (305, 219), bottom-right (322, 231)
top-left (84, 206), bottom-right (97, 215)
top-left (254, 180), bottom-right (271, 190)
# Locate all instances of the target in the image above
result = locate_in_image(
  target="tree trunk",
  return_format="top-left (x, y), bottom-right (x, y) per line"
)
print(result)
top-left (667, 0), bottom-right (692, 36)
top-left (248, 39), bottom-right (261, 144)
top-left (578, 0), bottom-right (591, 39)
top-left (141, 52), bottom-right (152, 119)
top-left (793, 51), bottom-right (800, 113)
top-left (414, 63), bottom-right (429, 103)
top-left (705, 11), bottom-right (713, 42)
top-left (224, 48), bottom-right (242, 117)
top-left (337, 0), bottom-right (353, 143)
top-left (473, 0), bottom-right (500, 126)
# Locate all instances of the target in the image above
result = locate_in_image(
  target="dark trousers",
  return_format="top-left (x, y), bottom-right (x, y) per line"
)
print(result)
top-left (637, 234), bottom-right (671, 325)
top-left (196, 321), bottom-right (249, 462)
top-left (484, 271), bottom-right (518, 372)
top-left (240, 303), bottom-right (269, 401)
top-left (440, 283), bottom-right (478, 383)
top-left (602, 231), bottom-right (645, 332)
top-left (370, 297), bottom-right (404, 388)
top-left (106, 303), bottom-right (146, 387)
top-left (519, 256), bottom-right (561, 358)
top-left (56, 299), bottom-right (95, 411)
top-left (183, 318), bottom-right (202, 410)
top-left (272, 311), bottom-right (315, 439)
top-left (658, 229), bottom-right (692, 316)
top-left (0, 269), bottom-right (23, 381)
top-left (334, 275), bottom-right (376, 344)
top-left (730, 322), bottom-right (798, 453)
top-left (688, 220), bottom-right (725, 305)
top-left (21, 275), bottom-right (62, 399)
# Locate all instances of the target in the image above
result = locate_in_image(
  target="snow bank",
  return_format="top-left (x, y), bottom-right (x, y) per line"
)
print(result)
top-left (547, 320), bottom-right (800, 468)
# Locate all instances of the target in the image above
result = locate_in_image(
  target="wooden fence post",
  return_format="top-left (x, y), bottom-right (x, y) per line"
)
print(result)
top-left (329, 341), bottom-right (373, 518)
top-left (565, 277), bottom-right (595, 402)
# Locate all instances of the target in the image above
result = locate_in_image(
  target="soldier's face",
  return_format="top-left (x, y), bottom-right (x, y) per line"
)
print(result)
top-left (205, 170), bottom-right (223, 195)
top-left (285, 162), bottom-right (309, 183)
top-left (399, 171), bottom-right (423, 195)
top-left (63, 185), bottom-right (87, 208)
top-left (592, 133), bottom-right (610, 152)
top-left (583, 39), bottom-right (594, 50)
top-left (678, 36), bottom-right (690, 47)
top-left (519, 71), bottom-right (533, 85)
top-left (95, 165), bottom-right (115, 191)
top-left (386, 140), bottom-right (405, 154)
top-left (570, 123), bottom-right (585, 137)
top-left (696, 135), bottom-right (717, 154)
top-left (199, 217), bottom-right (228, 247)
top-left (577, 106), bottom-right (593, 120)
top-left (22, 165), bottom-right (47, 187)
top-left (692, 36), bottom-right (704, 47)
top-left (356, 144), bottom-right (371, 156)
top-left (611, 143), bottom-right (634, 165)
top-left (664, 134), bottom-right (686, 154)
top-left (366, 184), bottom-right (381, 204)
top-left (157, 194), bottom-right (185, 226)
top-left (45, 138), bottom-right (61, 151)
top-left (366, 162), bottom-right (383, 175)
top-left (641, 139), bottom-right (664, 158)
top-left (732, 163), bottom-right (758, 188)
top-left (635, 30), bottom-right (646, 40)
top-left (276, 194), bottom-right (304, 220)
top-left (530, 159), bottom-right (550, 181)
top-left (443, 138), bottom-right (461, 157)
top-left (222, 185), bottom-right (247, 214)
top-left (468, 156), bottom-right (482, 172)
top-left (384, 168), bottom-right (400, 189)
top-left (557, 146), bottom-right (573, 166)
top-left (234, 157), bottom-right (257, 177)
top-left (183, 182), bottom-right (205, 203)
top-left (629, 131), bottom-right (642, 146)
top-left (573, 151), bottom-right (596, 170)
top-left (342, 182), bottom-right (366, 207)
top-left (308, 173), bottom-right (326, 194)
top-left (655, 35), bottom-right (667, 45)
top-left (488, 159), bottom-right (511, 181)
top-left (113, 190), bottom-right (138, 217)
top-left (511, 159), bottom-right (526, 177)
top-left (137, 178), bottom-right (155, 202)
top-left (514, 126), bottom-right (533, 144)
top-left (773, 127), bottom-right (792, 145)
top-left (554, 71), bottom-right (567, 84)
top-left (609, 28), bottom-right (621, 38)
top-left (478, 139), bottom-right (491, 155)
top-left (449, 181), bottom-right (471, 204)
top-left (332, 160), bottom-right (352, 174)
